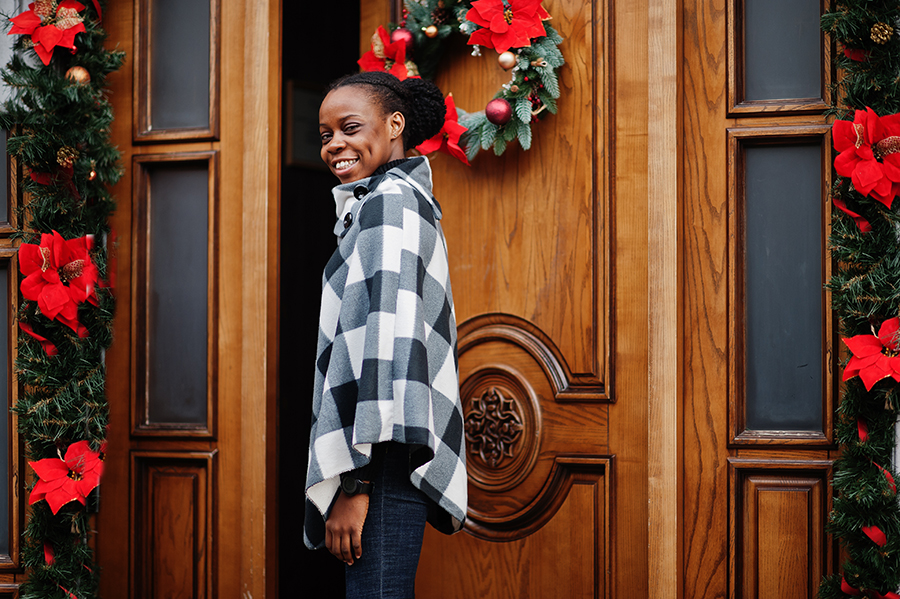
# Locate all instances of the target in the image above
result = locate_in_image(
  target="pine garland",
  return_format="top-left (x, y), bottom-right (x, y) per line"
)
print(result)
top-left (0, 2), bottom-right (123, 598)
top-left (820, 2), bottom-right (900, 598)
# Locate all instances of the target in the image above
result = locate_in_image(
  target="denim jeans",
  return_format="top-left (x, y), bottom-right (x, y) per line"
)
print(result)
top-left (345, 443), bottom-right (429, 599)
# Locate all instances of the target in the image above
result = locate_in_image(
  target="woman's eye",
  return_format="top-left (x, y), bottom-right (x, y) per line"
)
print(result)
top-left (320, 132), bottom-right (332, 144)
top-left (344, 124), bottom-right (359, 133)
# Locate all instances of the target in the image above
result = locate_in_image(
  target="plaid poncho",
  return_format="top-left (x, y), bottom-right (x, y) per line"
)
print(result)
top-left (304, 157), bottom-right (467, 549)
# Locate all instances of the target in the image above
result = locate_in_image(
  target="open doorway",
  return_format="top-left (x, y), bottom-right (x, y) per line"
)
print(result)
top-left (279, 0), bottom-right (360, 596)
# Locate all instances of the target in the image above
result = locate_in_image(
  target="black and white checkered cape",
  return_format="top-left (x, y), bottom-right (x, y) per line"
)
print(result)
top-left (304, 157), bottom-right (467, 549)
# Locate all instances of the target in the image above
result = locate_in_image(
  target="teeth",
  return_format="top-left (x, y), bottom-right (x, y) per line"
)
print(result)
top-left (335, 159), bottom-right (358, 170)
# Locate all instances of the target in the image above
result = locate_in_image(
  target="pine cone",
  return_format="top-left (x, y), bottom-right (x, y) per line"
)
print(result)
top-left (57, 146), bottom-right (78, 167)
top-left (871, 22), bottom-right (894, 45)
top-left (431, 0), bottom-right (451, 26)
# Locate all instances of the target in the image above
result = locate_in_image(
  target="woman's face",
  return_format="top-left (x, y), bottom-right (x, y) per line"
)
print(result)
top-left (319, 86), bottom-right (405, 184)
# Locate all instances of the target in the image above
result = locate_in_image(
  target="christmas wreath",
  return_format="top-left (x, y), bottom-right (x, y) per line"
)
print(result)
top-left (359, 0), bottom-right (565, 163)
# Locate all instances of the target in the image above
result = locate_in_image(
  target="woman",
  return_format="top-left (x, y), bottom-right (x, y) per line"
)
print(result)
top-left (304, 71), bottom-right (467, 599)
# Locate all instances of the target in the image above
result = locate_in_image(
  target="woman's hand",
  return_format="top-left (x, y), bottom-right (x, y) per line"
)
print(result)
top-left (325, 491), bottom-right (370, 565)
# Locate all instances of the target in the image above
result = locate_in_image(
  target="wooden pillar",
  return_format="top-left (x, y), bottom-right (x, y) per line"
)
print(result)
top-left (241, 0), bottom-right (280, 596)
top-left (647, 0), bottom-right (683, 596)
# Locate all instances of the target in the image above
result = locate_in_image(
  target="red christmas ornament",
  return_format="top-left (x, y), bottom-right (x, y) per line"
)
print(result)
top-left (390, 27), bottom-right (414, 55)
top-left (485, 98), bottom-right (512, 125)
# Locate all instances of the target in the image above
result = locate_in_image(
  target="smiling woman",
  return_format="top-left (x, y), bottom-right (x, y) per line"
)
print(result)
top-left (305, 71), bottom-right (469, 599)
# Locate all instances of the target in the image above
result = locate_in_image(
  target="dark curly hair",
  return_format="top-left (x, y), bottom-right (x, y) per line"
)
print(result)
top-left (328, 71), bottom-right (446, 150)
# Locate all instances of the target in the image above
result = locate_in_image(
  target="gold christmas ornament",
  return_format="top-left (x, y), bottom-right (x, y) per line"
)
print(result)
top-left (57, 146), bottom-right (78, 167)
top-left (65, 65), bottom-right (91, 84)
top-left (424, 25), bottom-right (438, 38)
top-left (498, 51), bottom-right (517, 70)
top-left (871, 22), bottom-right (894, 45)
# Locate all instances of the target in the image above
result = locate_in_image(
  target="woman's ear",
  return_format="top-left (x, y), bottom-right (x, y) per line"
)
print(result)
top-left (389, 111), bottom-right (405, 141)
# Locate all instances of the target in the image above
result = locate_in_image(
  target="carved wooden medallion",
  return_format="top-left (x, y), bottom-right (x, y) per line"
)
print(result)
top-left (465, 387), bottom-right (524, 468)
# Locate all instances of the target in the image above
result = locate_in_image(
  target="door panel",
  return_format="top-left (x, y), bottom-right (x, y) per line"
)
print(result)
top-left (684, 0), bottom-right (836, 597)
top-left (99, 1), bottom-right (279, 597)
top-left (356, 0), bottom-right (649, 596)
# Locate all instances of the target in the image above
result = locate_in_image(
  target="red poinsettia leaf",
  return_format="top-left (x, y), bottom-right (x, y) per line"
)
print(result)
top-left (445, 138), bottom-right (470, 165)
top-left (860, 360), bottom-right (892, 391)
top-left (37, 282), bottom-right (72, 321)
top-left (64, 440), bottom-right (92, 469)
top-left (72, 468), bottom-right (100, 497)
top-left (832, 120), bottom-right (858, 153)
top-left (8, 10), bottom-right (41, 36)
top-left (358, 51), bottom-right (386, 73)
top-left (832, 198), bottom-right (872, 233)
top-left (852, 159), bottom-right (884, 196)
top-left (49, 231), bottom-right (68, 270)
top-left (388, 60), bottom-right (408, 81)
top-left (416, 135), bottom-right (442, 155)
top-left (841, 577), bottom-right (862, 596)
top-left (489, 11), bottom-right (511, 34)
top-left (45, 480), bottom-right (85, 514)
top-left (18, 243), bottom-right (45, 277)
top-left (33, 24), bottom-right (63, 51)
top-left (19, 272), bottom-right (46, 303)
top-left (58, 0), bottom-right (85, 12)
top-left (862, 524), bottom-right (887, 547)
top-left (56, 24), bottom-right (84, 51)
top-left (466, 2), bottom-right (499, 27)
top-left (32, 41), bottom-right (53, 65)
top-left (525, 20), bottom-right (548, 40)
top-left (54, 311), bottom-right (88, 337)
top-left (881, 154), bottom-right (900, 181)
top-left (30, 457), bottom-right (70, 482)
top-left (862, 107), bottom-right (884, 144)
top-left (869, 186), bottom-right (897, 209)
top-left (844, 334), bottom-right (885, 358)
top-left (877, 317), bottom-right (900, 349)
top-left (843, 47), bottom-right (869, 61)
top-left (467, 27), bottom-right (495, 49)
top-left (375, 24), bottom-right (391, 47)
top-left (834, 149), bottom-right (861, 179)
top-left (19, 322), bottom-right (58, 356)
top-left (30, 171), bottom-right (53, 185)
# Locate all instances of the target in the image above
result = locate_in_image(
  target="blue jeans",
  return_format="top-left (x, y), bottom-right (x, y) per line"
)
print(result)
top-left (345, 443), bottom-right (429, 599)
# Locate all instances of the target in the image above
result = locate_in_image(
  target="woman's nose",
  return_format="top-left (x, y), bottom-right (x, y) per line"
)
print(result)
top-left (326, 134), bottom-right (346, 153)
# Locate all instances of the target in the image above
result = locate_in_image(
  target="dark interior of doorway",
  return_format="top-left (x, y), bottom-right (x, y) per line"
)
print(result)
top-left (280, 1), bottom-right (360, 595)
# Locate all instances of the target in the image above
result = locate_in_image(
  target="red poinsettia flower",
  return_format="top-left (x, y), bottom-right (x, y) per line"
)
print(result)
top-left (842, 317), bottom-right (900, 391)
top-left (358, 25), bottom-right (416, 81)
top-left (19, 231), bottom-right (98, 335)
top-left (466, 0), bottom-right (548, 53)
top-left (833, 107), bottom-right (900, 208)
top-left (416, 94), bottom-right (470, 165)
top-left (29, 440), bottom-right (103, 514)
top-left (9, 1), bottom-right (86, 66)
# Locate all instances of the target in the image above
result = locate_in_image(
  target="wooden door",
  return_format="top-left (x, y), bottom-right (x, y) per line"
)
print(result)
top-left (682, 0), bottom-right (837, 597)
top-left (96, 1), bottom-right (280, 598)
top-left (360, 1), bottom-right (654, 597)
